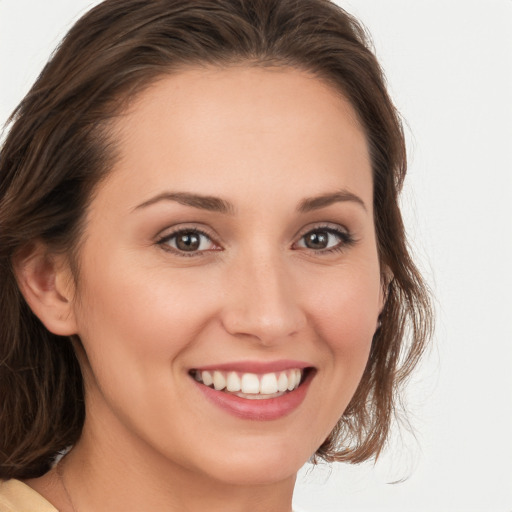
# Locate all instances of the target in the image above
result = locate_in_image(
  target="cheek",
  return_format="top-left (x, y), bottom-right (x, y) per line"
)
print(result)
top-left (76, 243), bottom-right (172, 326)
top-left (307, 267), bottom-right (381, 347)
top-left (72, 255), bottom-right (227, 386)
top-left (71, 261), bottom-right (219, 432)
top-left (304, 262), bottom-right (381, 393)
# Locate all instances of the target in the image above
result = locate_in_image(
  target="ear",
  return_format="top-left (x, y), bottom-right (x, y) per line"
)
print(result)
top-left (13, 241), bottom-right (78, 336)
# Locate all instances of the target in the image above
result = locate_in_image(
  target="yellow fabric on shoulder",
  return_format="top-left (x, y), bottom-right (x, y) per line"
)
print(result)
top-left (0, 479), bottom-right (57, 512)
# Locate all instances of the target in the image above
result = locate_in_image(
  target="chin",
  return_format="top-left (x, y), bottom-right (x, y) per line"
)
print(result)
top-left (205, 460), bottom-right (300, 487)
top-left (188, 437), bottom-right (314, 487)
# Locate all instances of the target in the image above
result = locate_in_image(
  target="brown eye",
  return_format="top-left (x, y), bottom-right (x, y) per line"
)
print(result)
top-left (160, 229), bottom-right (216, 253)
top-left (303, 231), bottom-right (330, 250)
top-left (176, 232), bottom-right (201, 251)
top-left (296, 227), bottom-right (351, 252)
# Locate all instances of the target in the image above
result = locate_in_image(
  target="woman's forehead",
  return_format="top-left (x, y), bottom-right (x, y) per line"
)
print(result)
top-left (98, 65), bottom-right (373, 213)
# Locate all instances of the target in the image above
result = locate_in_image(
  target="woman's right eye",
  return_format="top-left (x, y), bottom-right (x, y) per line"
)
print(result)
top-left (158, 229), bottom-right (218, 254)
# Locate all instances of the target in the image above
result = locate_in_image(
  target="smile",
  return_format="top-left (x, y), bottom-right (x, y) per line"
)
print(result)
top-left (191, 369), bottom-right (303, 399)
top-left (190, 364), bottom-right (314, 420)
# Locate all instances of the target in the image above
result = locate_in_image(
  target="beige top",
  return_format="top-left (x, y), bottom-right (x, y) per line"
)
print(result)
top-left (0, 478), bottom-right (308, 512)
top-left (0, 479), bottom-right (57, 512)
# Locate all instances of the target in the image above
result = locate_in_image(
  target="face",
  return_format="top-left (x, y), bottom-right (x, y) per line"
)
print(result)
top-left (69, 66), bottom-right (383, 485)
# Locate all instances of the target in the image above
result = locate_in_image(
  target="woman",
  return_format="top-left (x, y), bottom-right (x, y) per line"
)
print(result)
top-left (0, 0), bottom-right (432, 510)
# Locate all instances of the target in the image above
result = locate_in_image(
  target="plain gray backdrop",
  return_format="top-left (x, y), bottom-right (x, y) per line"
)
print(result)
top-left (1, 1), bottom-right (511, 510)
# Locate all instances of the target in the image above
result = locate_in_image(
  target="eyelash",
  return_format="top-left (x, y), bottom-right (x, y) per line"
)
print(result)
top-left (156, 224), bottom-right (355, 257)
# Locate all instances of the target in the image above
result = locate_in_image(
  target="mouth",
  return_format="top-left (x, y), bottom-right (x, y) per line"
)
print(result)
top-left (189, 367), bottom-right (311, 400)
top-left (189, 365), bottom-right (315, 420)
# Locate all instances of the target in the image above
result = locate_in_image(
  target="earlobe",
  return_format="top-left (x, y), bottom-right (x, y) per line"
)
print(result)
top-left (13, 242), bottom-right (78, 336)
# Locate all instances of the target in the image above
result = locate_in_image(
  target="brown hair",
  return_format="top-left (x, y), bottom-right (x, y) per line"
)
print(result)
top-left (0, 0), bottom-right (432, 479)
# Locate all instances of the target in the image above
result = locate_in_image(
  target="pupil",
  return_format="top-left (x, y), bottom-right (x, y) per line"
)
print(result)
top-left (177, 232), bottom-right (200, 251)
top-left (306, 231), bottom-right (328, 249)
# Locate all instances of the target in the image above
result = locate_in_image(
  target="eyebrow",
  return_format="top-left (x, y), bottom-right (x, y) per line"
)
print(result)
top-left (133, 189), bottom-right (367, 215)
top-left (133, 192), bottom-right (235, 214)
top-left (297, 190), bottom-right (367, 213)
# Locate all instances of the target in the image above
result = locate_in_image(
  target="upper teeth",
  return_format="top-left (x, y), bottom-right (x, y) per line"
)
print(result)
top-left (194, 369), bottom-right (303, 395)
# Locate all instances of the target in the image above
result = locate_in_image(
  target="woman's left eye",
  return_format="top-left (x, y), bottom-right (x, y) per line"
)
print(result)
top-left (158, 229), bottom-right (217, 254)
top-left (295, 227), bottom-right (353, 252)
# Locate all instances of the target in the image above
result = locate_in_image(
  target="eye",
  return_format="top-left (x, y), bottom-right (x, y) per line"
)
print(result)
top-left (158, 229), bottom-right (218, 254)
top-left (295, 226), bottom-right (353, 253)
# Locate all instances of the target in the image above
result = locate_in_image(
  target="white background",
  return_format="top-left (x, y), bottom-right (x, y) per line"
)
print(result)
top-left (1, 1), bottom-right (511, 510)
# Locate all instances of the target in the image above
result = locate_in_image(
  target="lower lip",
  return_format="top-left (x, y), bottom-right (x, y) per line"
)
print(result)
top-left (193, 371), bottom-right (314, 421)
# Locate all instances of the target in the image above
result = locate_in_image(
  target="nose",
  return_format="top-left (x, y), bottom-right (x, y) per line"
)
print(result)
top-left (220, 252), bottom-right (307, 346)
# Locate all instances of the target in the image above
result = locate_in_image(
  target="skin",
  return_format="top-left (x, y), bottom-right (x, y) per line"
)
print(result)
top-left (21, 66), bottom-right (384, 512)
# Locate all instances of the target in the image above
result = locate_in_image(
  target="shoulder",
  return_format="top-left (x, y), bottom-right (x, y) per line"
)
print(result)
top-left (0, 480), bottom-right (58, 512)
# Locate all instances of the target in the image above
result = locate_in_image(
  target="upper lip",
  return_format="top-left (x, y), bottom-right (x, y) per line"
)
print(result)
top-left (191, 360), bottom-right (313, 374)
